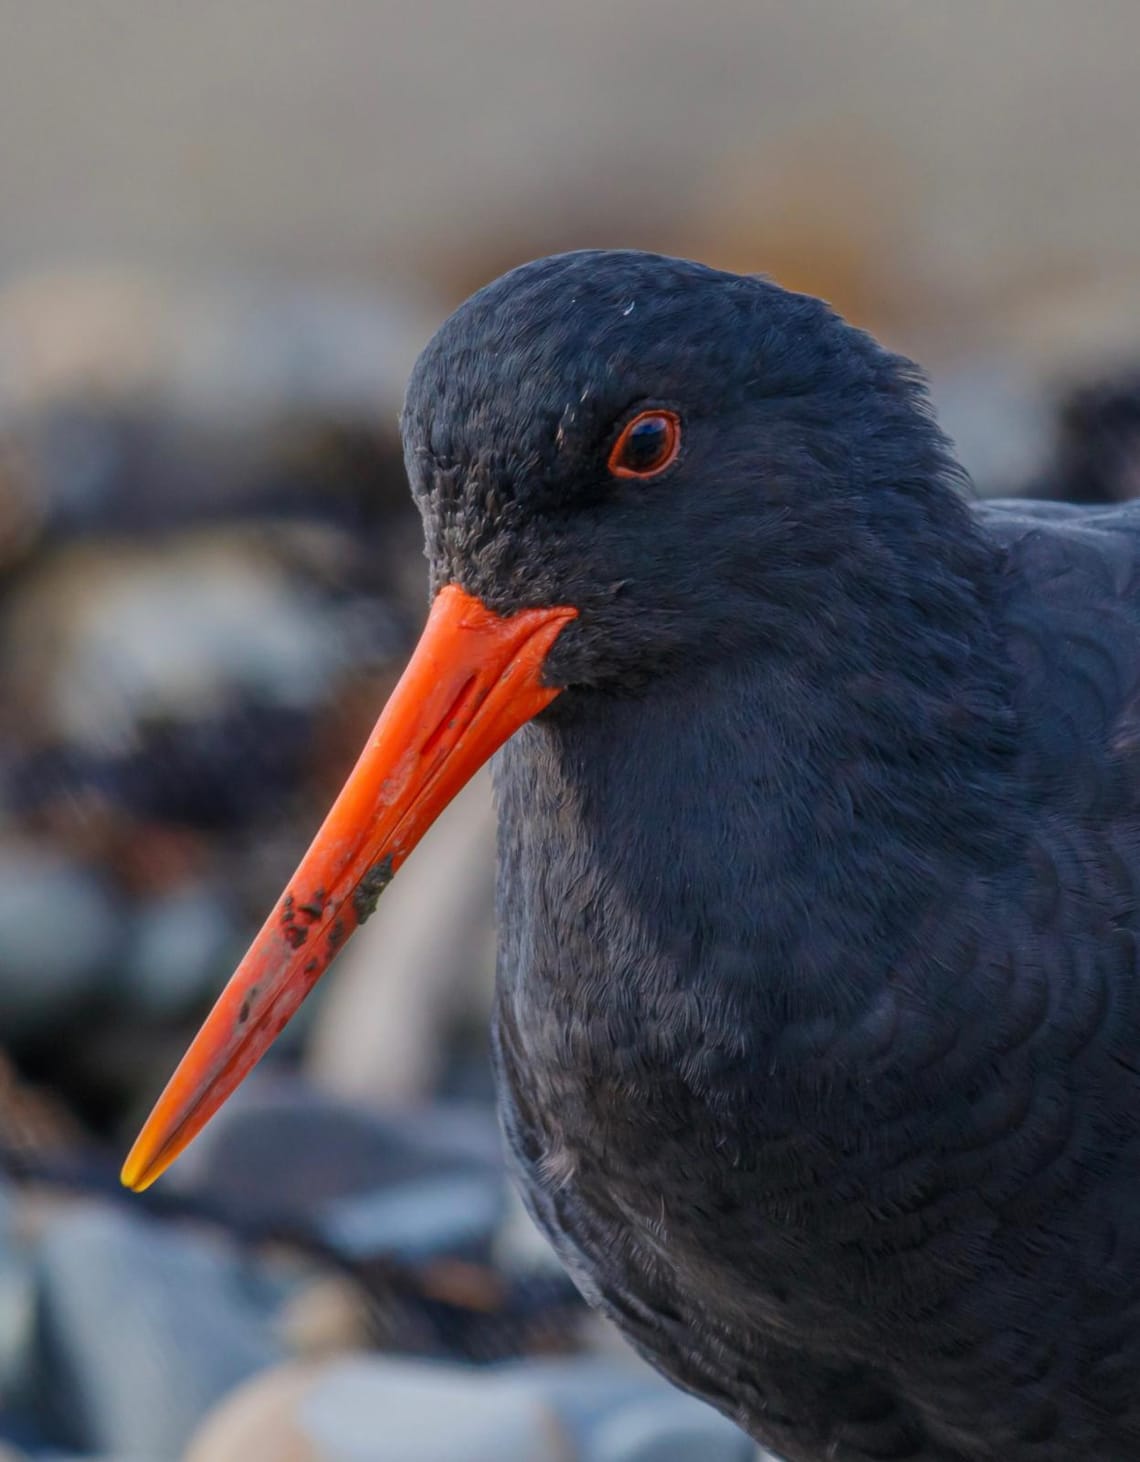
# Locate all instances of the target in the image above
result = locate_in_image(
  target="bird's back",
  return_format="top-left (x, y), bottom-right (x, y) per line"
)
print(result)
top-left (495, 496), bottom-right (1140, 1461)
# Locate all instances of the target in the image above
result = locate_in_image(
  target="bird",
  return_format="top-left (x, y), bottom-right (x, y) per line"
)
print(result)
top-left (123, 249), bottom-right (1140, 1460)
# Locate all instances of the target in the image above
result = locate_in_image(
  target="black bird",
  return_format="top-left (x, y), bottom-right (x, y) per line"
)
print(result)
top-left (125, 251), bottom-right (1140, 1460)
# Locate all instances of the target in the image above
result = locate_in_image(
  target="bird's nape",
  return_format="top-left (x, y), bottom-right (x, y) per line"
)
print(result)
top-left (120, 585), bottom-right (575, 1190)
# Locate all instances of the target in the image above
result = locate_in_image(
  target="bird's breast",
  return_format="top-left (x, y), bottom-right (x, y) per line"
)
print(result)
top-left (485, 704), bottom-right (1015, 1318)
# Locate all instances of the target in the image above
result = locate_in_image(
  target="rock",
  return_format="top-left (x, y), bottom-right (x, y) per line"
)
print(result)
top-left (186, 1357), bottom-right (572, 1462)
top-left (925, 354), bottom-right (1049, 499)
top-left (0, 437), bottom-right (41, 572)
top-left (278, 1275), bottom-right (373, 1360)
top-left (495, 1186), bottom-right (567, 1274)
top-left (496, 1358), bottom-right (668, 1449)
top-left (0, 1183), bottom-right (38, 1446)
top-left (186, 1354), bottom-right (762, 1462)
top-left (494, 1359), bottom-right (759, 1461)
top-left (317, 1171), bottom-right (502, 1265)
top-left (591, 1393), bottom-right (759, 1462)
top-left (0, 272), bottom-right (428, 421)
top-left (0, 1236), bottom-right (36, 1416)
top-left (1, 533), bottom-right (384, 754)
top-left (117, 881), bottom-right (238, 1019)
top-left (1032, 365), bottom-right (1140, 505)
top-left (165, 1079), bottom-right (506, 1263)
top-left (0, 847), bottom-right (120, 1043)
top-left (32, 1202), bottom-right (282, 1457)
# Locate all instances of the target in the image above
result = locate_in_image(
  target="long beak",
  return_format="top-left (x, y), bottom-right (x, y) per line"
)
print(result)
top-left (121, 584), bottom-right (576, 1191)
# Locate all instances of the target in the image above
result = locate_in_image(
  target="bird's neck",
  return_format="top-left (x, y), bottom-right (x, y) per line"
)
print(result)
top-left (493, 561), bottom-right (1021, 1054)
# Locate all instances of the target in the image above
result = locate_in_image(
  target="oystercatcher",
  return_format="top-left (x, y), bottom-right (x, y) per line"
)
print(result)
top-left (125, 251), bottom-right (1140, 1460)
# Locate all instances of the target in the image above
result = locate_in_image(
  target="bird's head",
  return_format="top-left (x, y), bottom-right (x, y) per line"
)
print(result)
top-left (404, 249), bottom-right (970, 691)
top-left (122, 250), bottom-right (983, 1190)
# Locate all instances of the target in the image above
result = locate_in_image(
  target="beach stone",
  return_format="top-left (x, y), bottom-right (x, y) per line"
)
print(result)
top-left (591, 1392), bottom-right (759, 1461)
top-left (117, 881), bottom-right (237, 1019)
top-left (186, 1356), bottom-right (572, 1462)
top-left (0, 847), bottom-right (119, 1043)
top-left (166, 1079), bottom-right (505, 1262)
top-left (33, 1202), bottom-right (281, 1457)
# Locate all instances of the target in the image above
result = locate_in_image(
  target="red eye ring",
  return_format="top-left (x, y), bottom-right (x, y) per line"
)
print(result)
top-left (607, 409), bottom-right (682, 479)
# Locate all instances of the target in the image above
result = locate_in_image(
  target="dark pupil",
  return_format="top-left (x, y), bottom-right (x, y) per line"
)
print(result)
top-left (623, 417), bottom-right (668, 470)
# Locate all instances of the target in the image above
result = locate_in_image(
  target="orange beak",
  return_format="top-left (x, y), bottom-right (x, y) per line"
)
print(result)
top-left (121, 584), bottom-right (577, 1192)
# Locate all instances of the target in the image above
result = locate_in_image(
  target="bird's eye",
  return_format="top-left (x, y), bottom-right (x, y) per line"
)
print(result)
top-left (607, 409), bottom-right (681, 479)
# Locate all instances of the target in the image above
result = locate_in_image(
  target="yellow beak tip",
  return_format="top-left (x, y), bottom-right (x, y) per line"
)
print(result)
top-left (120, 1149), bottom-right (159, 1193)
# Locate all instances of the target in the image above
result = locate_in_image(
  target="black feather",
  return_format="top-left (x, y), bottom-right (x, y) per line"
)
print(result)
top-left (403, 251), bottom-right (1140, 1460)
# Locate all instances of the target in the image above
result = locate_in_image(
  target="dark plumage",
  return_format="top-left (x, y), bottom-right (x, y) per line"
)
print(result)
top-left (399, 252), bottom-right (1140, 1460)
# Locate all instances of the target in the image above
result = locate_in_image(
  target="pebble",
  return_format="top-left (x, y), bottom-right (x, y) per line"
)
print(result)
top-left (0, 1237), bottom-right (36, 1419)
top-left (591, 1392), bottom-right (760, 1461)
top-left (186, 1353), bottom-right (763, 1462)
top-left (32, 1202), bottom-right (282, 1457)
top-left (0, 271), bottom-right (429, 421)
top-left (165, 1080), bottom-right (506, 1263)
top-left (0, 848), bottom-right (120, 1043)
top-left (117, 881), bottom-right (238, 1020)
top-left (0, 1183), bottom-right (38, 1450)
top-left (3, 535), bottom-right (369, 755)
top-left (186, 1356), bottom-right (572, 1462)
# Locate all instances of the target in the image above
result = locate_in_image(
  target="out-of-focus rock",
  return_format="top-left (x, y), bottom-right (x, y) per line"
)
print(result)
top-left (0, 439), bottom-right (41, 573)
top-left (0, 847), bottom-right (120, 1044)
top-left (591, 1393), bottom-right (759, 1461)
top-left (0, 272), bottom-right (433, 422)
top-left (187, 1354), bottom-right (760, 1462)
top-left (0, 1054), bottom-right (85, 1155)
top-left (163, 1079), bottom-right (505, 1256)
top-left (0, 1233), bottom-right (33, 1398)
top-left (279, 1275), bottom-right (374, 1361)
top-left (496, 1358), bottom-right (761, 1459)
top-left (117, 881), bottom-right (238, 1020)
top-left (495, 1186), bottom-right (569, 1275)
top-left (925, 355), bottom-right (1051, 499)
top-left (495, 1358), bottom-right (668, 1449)
top-left (0, 1183), bottom-right (36, 1423)
top-left (186, 1356), bottom-right (573, 1462)
top-left (2, 534), bottom-right (392, 756)
top-left (1031, 366), bottom-right (1140, 505)
top-left (305, 766), bottom-right (497, 1106)
top-left (316, 1170), bottom-right (502, 1267)
top-left (32, 1202), bottom-right (282, 1457)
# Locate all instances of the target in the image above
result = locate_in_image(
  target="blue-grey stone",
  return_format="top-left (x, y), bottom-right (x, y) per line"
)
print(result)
top-left (496, 1357), bottom-right (664, 1449)
top-left (289, 1356), bottom-right (566, 1462)
top-left (494, 1358), bottom-right (759, 1461)
top-left (0, 1174), bottom-right (38, 1430)
top-left (118, 883), bottom-right (237, 1019)
top-left (317, 1173), bottom-right (503, 1263)
top-left (591, 1392), bottom-right (759, 1462)
top-left (0, 850), bottom-right (119, 1041)
top-left (0, 1242), bottom-right (37, 1416)
top-left (32, 1202), bottom-right (282, 1458)
top-left (166, 1080), bottom-right (506, 1261)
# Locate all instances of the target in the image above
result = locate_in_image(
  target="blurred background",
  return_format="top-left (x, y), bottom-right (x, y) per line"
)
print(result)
top-left (1, 4), bottom-right (1140, 1459)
